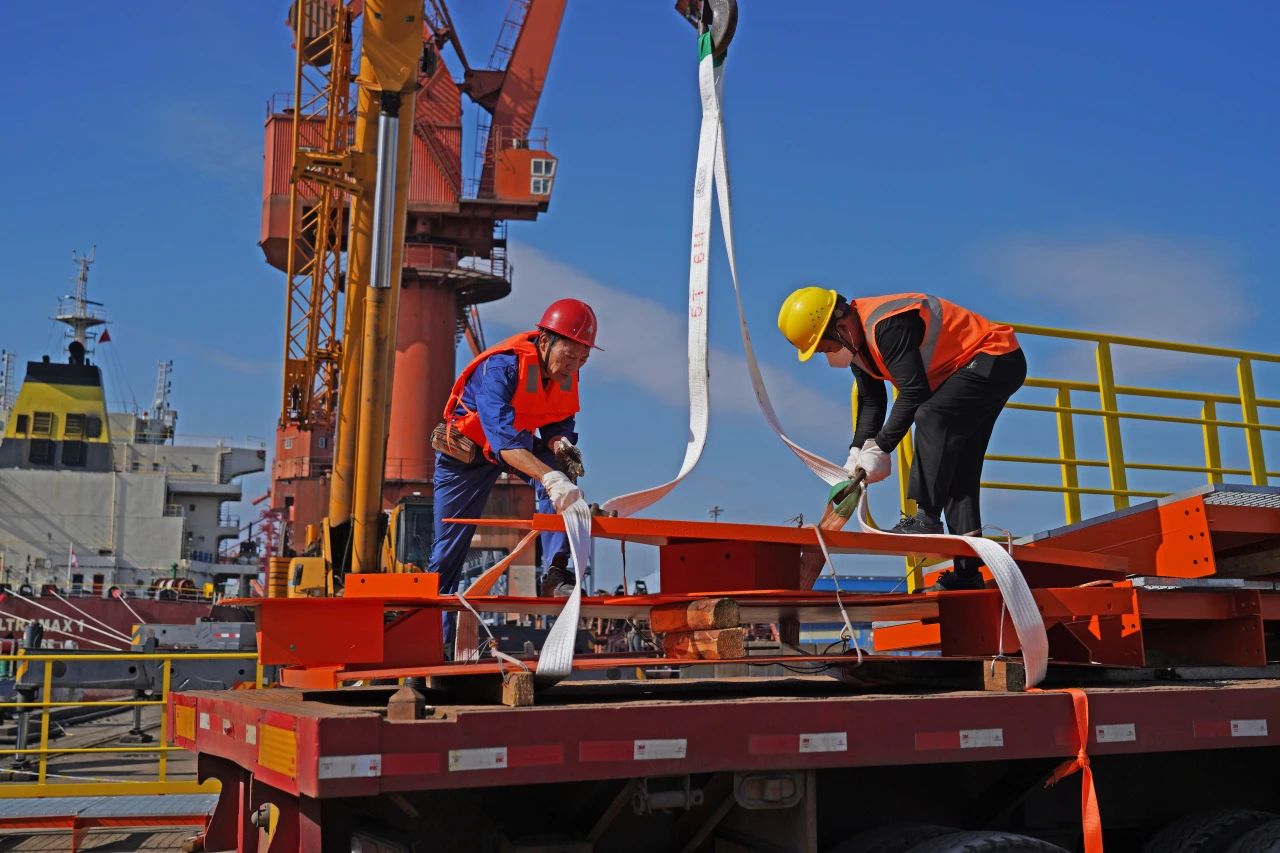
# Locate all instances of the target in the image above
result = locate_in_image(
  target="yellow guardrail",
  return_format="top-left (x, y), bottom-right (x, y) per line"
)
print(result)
top-left (0, 651), bottom-right (262, 798)
top-left (891, 324), bottom-right (1280, 590)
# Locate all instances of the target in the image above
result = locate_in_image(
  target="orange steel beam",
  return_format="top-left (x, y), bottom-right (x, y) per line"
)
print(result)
top-left (334, 652), bottom-right (974, 683)
top-left (451, 515), bottom-right (1131, 574)
top-left (1135, 588), bottom-right (1262, 621)
top-left (248, 590), bottom-right (940, 628)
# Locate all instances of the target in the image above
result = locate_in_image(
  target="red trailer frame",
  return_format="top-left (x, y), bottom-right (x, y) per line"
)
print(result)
top-left (172, 485), bottom-right (1280, 851)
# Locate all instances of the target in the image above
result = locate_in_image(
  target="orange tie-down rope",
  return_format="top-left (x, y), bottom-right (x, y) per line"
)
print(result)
top-left (1031, 686), bottom-right (1103, 852)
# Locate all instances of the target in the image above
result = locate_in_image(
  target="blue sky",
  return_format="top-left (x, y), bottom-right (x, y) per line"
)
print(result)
top-left (3, 2), bottom-right (1278, 588)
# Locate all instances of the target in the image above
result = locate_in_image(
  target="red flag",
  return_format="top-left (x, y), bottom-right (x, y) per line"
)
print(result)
top-left (99, 328), bottom-right (111, 343)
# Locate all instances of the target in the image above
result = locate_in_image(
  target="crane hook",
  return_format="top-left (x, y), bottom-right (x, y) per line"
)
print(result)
top-left (680, 0), bottom-right (738, 59)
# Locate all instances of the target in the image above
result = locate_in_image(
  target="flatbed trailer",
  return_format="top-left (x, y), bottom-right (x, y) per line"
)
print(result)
top-left (173, 669), bottom-right (1280, 852)
top-left (172, 485), bottom-right (1280, 852)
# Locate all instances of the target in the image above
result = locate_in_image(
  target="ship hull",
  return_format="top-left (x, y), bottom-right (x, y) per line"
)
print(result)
top-left (0, 593), bottom-right (216, 648)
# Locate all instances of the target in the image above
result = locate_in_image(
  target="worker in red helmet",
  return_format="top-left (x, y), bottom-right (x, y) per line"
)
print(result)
top-left (429, 299), bottom-right (600, 611)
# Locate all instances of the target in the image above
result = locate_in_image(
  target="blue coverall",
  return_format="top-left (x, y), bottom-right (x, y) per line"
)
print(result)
top-left (429, 352), bottom-right (576, 597)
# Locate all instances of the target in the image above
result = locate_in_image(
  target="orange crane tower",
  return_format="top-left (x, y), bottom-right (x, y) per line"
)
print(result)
top-left (261, 0), bottom-right (566, 571)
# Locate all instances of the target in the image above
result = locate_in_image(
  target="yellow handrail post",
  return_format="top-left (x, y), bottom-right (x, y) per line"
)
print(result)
top-left (1202, 399), bottom-right (1223, 485)
top-left (892, 389), bottom-right (923, 591)
top-left (157, 657), bottom-right (172, 782)
top-left (1237, 357), bottom-right (1268, 486)
top-left (1095, 342), bottom-right (1130, 509)
top-left (37, 661), bottom-right (53, 784)
top-left (1055, 385), bottom-right (1083, 524)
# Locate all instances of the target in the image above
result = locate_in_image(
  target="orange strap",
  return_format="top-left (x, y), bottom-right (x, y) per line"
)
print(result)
top-left (1032, 686), bottom-right (1103, 852)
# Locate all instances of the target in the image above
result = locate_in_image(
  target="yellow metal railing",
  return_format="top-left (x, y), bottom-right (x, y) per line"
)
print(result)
top-left (0, 651), bottom-right (261, 798)
top-left (891, 324), bottom-right (1280, 590)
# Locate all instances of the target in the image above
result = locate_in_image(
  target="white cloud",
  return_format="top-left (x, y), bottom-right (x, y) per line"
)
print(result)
top-left (982, 235), bottom-right (1249, 344)
top-left (151, 105), bottom-right (260, 182)
top-left (487, 244), bottom-right (837, 429)
top-left (202, 348), bottom-right (273, 376)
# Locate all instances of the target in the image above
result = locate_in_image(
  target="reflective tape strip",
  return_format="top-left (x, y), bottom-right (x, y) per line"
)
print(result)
top-left (258, 724), bottom-right (298, 779)
top-left (960, 728), bottom-right (1004, 749)
top-left (799, 732), bottom-right (848, 753)
top-left (580, 740), bottom-right (632, 762)
top-left (634, 739), bottom-right (687, 761)
top-left (318, 754), bottom-right (381, 779)
top-left (916, 728), bottom-right (1004, 750)
top-left (1232, 719), bottom-right (1268, 737)
top-left (1095, 724), bottom-right (1136, 743)
top-left (1192, 720), bottom-right (1269, 739)
top-left (449, 747), bottom-right (508, 772)
top-left (174, 705), bottom-right (196, 741)
top-left (508, 744), bottom-right (566, 768)
top-left (382, 752), bottom-right (442, 776)
top-left (1194, 720), bottom-right (1231, 738)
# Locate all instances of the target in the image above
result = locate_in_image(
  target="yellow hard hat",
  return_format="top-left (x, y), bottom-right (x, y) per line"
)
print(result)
top-left (777, 287), bottom-right (838, 362)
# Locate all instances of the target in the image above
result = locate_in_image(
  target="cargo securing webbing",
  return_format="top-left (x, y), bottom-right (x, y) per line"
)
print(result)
top-left (598, 32), bottom-right (1050, 687)
top-left (534, 31), bottom-right (1049, 688)
top-left (534, 499), bottom-right (592, 684)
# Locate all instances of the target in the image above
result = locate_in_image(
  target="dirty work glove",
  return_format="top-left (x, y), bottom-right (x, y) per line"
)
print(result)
top-left (846, 439), bottom-right (891, 484)
top-left (552, 437), bottom-right (585, 482)
top-left (541, 470), bottom-right (584, 513)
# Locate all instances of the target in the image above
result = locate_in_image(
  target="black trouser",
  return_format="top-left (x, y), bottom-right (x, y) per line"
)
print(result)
top-left (907, 348), bottom-right (1027, 577)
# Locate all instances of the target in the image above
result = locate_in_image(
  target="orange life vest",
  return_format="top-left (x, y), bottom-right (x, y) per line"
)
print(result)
top-left (851, 293), bottom-right (1019, 391)
top-left (442, 330), bottom-right (580, 463)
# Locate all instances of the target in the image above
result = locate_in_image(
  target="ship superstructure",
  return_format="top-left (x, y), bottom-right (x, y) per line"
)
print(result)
top-left (0, 251), bottom-right (265, 603)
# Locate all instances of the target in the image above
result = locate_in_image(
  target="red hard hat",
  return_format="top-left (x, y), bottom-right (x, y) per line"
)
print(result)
top-left (537, 299), bottom-right (601, 350)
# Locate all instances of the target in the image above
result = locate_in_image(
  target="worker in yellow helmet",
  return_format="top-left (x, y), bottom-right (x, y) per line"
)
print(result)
top-left (777, 287), bottom-right (1027, 591)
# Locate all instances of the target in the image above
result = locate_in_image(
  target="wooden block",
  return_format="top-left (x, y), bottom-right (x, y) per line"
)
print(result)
top-left (983, 658), bottom-right (1026, 693)
top-left (649, 598), bottom-right (740, 633)
top-left (662, 627), bottom-right (745, 660)
top-left (502, 671), bottom-right (535, 707)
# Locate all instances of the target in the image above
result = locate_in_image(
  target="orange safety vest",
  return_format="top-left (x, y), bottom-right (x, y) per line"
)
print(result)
top-left (851, 293), bottom-right (1019, 391)
top-left (442, 330), bottom-right (581, 463)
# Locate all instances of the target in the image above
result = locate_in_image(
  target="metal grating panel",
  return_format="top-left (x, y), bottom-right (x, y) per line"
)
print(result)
top-left (0, 794), bottom-right (216, 819)
top-left (1203, 490), bottom-right (1280, 508)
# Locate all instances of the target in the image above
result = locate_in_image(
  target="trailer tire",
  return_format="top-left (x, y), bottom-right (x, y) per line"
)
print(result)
top-left (904, 831), bottom-right (1069, 853)
top-left (1142, 810), bottom-right (1277, 853)
top-left (830, 822), bottom-right (956, 852)
top-left (1226, 819), bottom-right (1280, 853)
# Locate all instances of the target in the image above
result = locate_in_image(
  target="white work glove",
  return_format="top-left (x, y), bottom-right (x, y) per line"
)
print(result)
top-left (540, 470), bottom-right (584, 513)
top-left (845, 439), bottom-right (892, 484)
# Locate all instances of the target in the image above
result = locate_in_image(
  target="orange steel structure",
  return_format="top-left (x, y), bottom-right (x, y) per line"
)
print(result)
top-left (262, 0), bottom-right (566, 553)
top-left (175, 482), bottom-right (1280, 853)
top-left (219, 483), bottom-right (1280, 692)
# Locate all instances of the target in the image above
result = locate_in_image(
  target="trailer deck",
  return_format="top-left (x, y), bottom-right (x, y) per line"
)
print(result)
top-left (171, 485), bottom-right (1280, 850)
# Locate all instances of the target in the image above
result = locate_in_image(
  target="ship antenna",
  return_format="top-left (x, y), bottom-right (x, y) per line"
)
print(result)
top-left (57, 246), bottom-right (107, 355)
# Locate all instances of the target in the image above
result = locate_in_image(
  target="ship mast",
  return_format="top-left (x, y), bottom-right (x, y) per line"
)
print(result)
top-left (56, 247), bottom-right (107, 353)
top-left (0, 350), bottom-right (17, 411)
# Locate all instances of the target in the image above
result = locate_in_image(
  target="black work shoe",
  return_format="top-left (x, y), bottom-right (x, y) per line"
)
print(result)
top-left (539, 566), bottom-right (576, 598)
top-left (922, 570), bottom-right (988, 592)
top-left (888, 514), bottom-right (944, 536)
